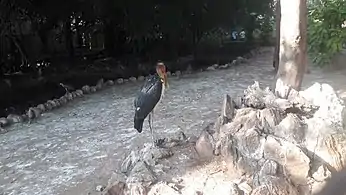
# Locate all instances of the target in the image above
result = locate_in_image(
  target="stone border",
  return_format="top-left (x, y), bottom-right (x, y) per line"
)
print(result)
top-left (0, 47), bottom-right (266, 133)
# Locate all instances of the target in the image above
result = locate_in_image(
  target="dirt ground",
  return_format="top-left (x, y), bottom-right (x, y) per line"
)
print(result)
top-left (1, 47), bottom-right (346, 195)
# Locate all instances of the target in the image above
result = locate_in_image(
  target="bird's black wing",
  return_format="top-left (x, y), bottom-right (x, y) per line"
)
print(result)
top-left (134, 75), bottom-right (163, 120)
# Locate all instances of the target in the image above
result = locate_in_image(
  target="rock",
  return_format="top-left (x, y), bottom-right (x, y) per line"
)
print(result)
top-left (90, 86), bottom-right (97, 93)
top-left (117, 78), bottom-right (124, 84)
top-left (7, 114), bottom-right (24, 123)
top-left (105, 181), bottom-right (127, 195)
top-left (124, 79), bottom-right (129, 82)
top-left (37, 104), bottom-right (46, 112)
top-left (138, 76), bottom-right (145, 81)
top-left (231, 60), bottom-right (238, 65)
top-left (65, 93), bottom-right (73, 101)
top-left (0, 117), bottom-right (11, 127)
top-left (96, 185), bottom-right (105, 192)
top-left (195, 129), bottom-right (215, 160)
top-left (105, 80), bottom-right (115, 86)
top-left (175, 71), bottom-right (181, 77)
top-left (219, 64), bottom-right (229, 69)
top-left (121, 143), bottom-right (173, 175)
top-left (27, 107), bottom-right (41, 119)
top-left (206, 66), bottom-right (216, 71)
top-left (127, 183), bottom-right (147, 195)
top-left (74, 89), bottom-right (83, 97)
top-left (222, 94), bottom-right (236, 123)
top-left (44, 102), bottom-right (53, 110)
top-left (129, 77), bottom-right (137, 82)
top-left (312, 164), bottom-right (331, 182)
top-left (148, 182), bottom-right (181, 195)
top-left (166, 71), bottom-right (171, 77)
top-left (213, 64), bottom-right (219, 69)
top-left (96, 78), bottom-right (104, 90)
top-left (47, 100), bottom-right (57, 108)
top-left (236, 56), bottom-right (245, 63)
top-left (230, 183), bottom-right (244, 195)
top-left (251, 176), bottom-right (298, 195)
top-left (82, 85), bottom-right (91, 94)
top-left (273, 113), bottom-right (306, 144)
top-left (59, 96), bottom-right (68, 104)
top-left (263, 136), bottom-right (310, 186)
top-left (237, 182), bottom-right (252, 194)
top-left (71, 92), bottom-right (78, 99)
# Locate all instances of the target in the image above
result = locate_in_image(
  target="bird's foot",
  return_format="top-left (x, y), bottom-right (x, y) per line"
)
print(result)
top-left (153, 138), bottom-right (166, 147)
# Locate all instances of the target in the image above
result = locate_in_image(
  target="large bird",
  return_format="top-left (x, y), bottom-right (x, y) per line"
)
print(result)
top-left (133, 62), bottom-right (168, 146)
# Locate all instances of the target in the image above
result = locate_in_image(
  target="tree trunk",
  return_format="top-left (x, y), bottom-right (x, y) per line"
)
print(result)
top-left (273, 0), bottom-right (281, 72)
top-left (64, 20), bottom-right (74, 58)
top-left (275, 0), bottom-right (307, 98)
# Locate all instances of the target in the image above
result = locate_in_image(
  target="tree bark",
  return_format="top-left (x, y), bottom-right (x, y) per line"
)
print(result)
top-left (273, 0), bottom-right (281, 72)
top-left (275, 0), bottom-right (307, 98)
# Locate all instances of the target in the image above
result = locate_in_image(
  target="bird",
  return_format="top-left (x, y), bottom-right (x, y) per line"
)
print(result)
top-left (133, 62), bottom-right (169, 146)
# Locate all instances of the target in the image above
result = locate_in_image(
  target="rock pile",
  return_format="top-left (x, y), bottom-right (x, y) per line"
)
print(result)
top-left (104, 81), bottom-right (346, 195)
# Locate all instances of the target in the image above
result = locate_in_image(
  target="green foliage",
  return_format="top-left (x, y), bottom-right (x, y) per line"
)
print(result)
top-left (308, 0), bottom-right (346, 66)
top-left (0, 0), bottom-right (274, 74)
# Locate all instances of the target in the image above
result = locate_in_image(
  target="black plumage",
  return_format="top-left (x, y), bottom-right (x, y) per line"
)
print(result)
top-left (134, 74), bottom-right (163, 133)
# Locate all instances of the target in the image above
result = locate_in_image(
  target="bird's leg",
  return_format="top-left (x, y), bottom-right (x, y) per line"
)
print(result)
top-left (148, 112), bottom-right (156, 145)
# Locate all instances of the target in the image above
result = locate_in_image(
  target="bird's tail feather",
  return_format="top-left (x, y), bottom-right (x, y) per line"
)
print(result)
top-left (134, 118), bottom-right (144, 133)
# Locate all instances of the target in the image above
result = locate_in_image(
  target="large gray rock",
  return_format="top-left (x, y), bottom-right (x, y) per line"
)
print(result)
top-left (211, 81), bottom-right (346, 195)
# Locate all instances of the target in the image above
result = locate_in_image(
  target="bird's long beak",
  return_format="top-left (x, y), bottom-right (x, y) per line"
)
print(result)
top-left (163, 73), bottom-right (169, 88)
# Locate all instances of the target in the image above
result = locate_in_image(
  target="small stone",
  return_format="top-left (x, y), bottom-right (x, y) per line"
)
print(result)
top-left (213, 64), bottom-right (219, 68)
top-left (105, 181), bottom-right (126, 195)
top-left (124, 79), bottom-right (129, 82)
top-left (312, 164), bottom-right (332, 182)
top-left (219, 64), bottom-right (229, 69)
top-left (206, 66), bottom-right (216, 71)
top-left (237, 56), bottom-right (245, 62)
top-left (44, 102), bottom-right (53, 110)
top-left (82, 85), bottom-right (91, 94)
top-left (96, 79), bottom-right (104, 90)
top-left (231, 60), bottom-right (238, 65)
top-left (7, 114), bottom-right (24, 123)
top-left (90, 86), bottom-right (97, 93)
top-left (117, 78), bottom-right (124, 84)
top-left (148, 182), bottom-right (181, 195)
top-left (138, 76), bottom-right (145, 81)
top-left (175, 71), bottom-right (181, 76)
top-left (195, 129), bottom-right (215, 160)
top-left (59, 96), bottom-right (68, 104)
top-left (0, 117), bottom-right (11, 127)
top-left (96, 185), bottom-right (105, 192)
top-left (106, 80), bottom-right (115, 86)
top-left (97, 78), bottom-right (104, 86)
top-left (237, 182), bottom-right (252, 194)
top-left (28, 107), bottom-right (42, 119)
top-left (47, 100), bottom-right (57, 108)
top-left (230, 183), bottom-right (244, 195)
top-left (37, 104), bottom-right (46, 112)
top-left (129, 77), bottom-right (137, 82)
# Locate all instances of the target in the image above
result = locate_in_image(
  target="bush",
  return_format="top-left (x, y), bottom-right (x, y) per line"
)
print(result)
top-left (308, 0), bottom-right (346, 66)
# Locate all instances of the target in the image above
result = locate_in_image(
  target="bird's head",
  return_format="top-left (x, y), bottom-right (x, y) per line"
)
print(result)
top-left (156, 62), bottom-right (168, 88)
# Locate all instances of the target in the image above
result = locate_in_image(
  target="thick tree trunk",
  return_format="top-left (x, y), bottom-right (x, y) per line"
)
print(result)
top-left (273, 0), bottom-right (281, 72)
top-left (275, 0), bottom-right (307, 98)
